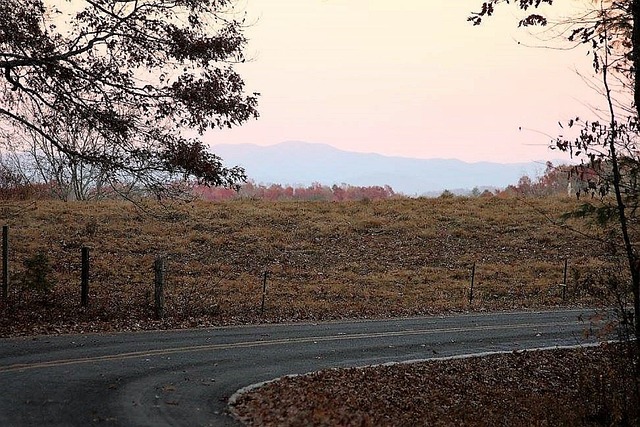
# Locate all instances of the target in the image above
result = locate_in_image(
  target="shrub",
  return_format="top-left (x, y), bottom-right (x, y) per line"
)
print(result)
top-left (439, 189), bottom-right (455, 199)
top-left (21, 251), bottom-right (56, 294)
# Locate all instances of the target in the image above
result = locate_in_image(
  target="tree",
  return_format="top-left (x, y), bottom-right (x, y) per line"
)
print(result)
top-left (1, 114), bottom-right (111, 200)
top-left (470, 1), bottom-right (637, 114)
top-left (0, 0), bottom-right (258, 197)
top-left (470, 1), bottom-right (640, 367)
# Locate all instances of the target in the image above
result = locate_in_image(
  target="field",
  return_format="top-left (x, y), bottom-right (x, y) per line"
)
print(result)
top-left (0, 196), bottom-right (615, 337)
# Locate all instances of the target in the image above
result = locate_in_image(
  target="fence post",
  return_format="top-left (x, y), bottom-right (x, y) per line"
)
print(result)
top-left (261, 269), bottom-right (269, 315)
top-left (81, 247), bottom-right (89, 307)
top-left (2, 225), bottom-right (7, 300)
top-left (154, 257), bottom-right (166, 319)
top-left (469, 262), bottom-right (476, 304)
top-left (561, 259), bottom-right (568, 301)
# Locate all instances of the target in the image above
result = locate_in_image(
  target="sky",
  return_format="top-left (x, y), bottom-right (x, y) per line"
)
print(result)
top-left (209, 0), bottom-right (607, 164)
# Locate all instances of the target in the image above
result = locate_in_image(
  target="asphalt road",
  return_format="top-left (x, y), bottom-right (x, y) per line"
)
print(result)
top-left (0, 308), bottom-right (608, 426)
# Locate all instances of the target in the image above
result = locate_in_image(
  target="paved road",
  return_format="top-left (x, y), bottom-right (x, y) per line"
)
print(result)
top-left (0, 308), bottom-right (607, 426)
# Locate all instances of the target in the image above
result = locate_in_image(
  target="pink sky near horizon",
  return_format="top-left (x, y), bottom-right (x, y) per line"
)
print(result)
top-left (208, 0), bottom-right (607, 164)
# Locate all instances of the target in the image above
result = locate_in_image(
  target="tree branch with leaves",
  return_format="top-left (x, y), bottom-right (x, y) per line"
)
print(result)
top-left (471, 0), bottom-right (640, 363)
top-left (0, 0), bottom-right (258, 196)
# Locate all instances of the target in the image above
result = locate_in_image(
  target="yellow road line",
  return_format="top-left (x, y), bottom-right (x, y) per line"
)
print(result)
top-left (0, 321), bottom-right (584, 373)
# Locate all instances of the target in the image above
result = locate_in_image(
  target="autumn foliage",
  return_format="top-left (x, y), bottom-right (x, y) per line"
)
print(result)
top-left (194, 181), bottom-right (398, 201)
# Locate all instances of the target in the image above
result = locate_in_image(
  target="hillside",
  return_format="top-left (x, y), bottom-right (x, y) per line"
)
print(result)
top-left (0, 196), bottom-right (610, 337)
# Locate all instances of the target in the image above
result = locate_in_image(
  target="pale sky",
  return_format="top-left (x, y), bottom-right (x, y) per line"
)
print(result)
top-left (209, 0), bottom-right (606, 163)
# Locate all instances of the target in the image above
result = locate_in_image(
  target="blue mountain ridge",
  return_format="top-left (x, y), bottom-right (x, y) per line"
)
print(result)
top-left (211, 141), bottom-right (550, 196)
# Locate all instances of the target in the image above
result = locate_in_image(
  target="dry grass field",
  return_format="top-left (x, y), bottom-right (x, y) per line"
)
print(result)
top-left (0, 196), bottom-right (616, 336)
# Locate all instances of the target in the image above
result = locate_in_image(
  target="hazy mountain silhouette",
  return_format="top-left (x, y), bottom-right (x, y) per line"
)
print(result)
top-left (212, 141), bottom-right (546, 196)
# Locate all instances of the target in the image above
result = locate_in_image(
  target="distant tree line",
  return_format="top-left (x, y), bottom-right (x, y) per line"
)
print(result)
top-left (3, 155), bottom-right (606, 202)
top-left (0, 154), bottom-right (401, 202)
top-left (495, 162), bottom-right (599, 199)
top-left (195, 181), bottom-right (400, 202)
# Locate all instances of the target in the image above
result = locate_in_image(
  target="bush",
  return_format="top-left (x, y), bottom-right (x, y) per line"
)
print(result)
top-left (21, 251), bottom-right (56, 294)
top-left (439, 189), bottom-right (455, 199)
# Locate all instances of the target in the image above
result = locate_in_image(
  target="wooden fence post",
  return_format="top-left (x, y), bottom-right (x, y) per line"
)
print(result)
top-left (2, 225), bottom-right (8, 300)
top-left (154, 257), bottom-right (166, 319)
top-left (261, 269), bottom-right (269, 315)
top-left (81, 247), bottom-right (89, 307)
top-left (561, 259), bottom-right (568, 301)
top-left (469, 262), bottom-right (476, 305)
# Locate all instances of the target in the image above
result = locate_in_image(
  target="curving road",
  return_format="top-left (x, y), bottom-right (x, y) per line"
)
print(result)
top-left (0, 308), bottom-right (608, 426)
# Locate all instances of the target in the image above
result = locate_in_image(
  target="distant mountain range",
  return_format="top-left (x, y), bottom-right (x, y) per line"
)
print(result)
top-left (211, 141), bottom-right (549, 196)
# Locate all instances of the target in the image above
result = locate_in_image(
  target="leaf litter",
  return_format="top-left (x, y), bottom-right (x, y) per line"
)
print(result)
top-left (231, 344), bottom-right (639, 426)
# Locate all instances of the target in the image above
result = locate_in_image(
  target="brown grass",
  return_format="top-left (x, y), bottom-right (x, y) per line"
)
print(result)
top-left (0, 196), bottom-right (617, 336)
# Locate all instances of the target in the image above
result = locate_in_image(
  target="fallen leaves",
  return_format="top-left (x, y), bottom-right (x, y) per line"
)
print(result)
top-left (231, 344), bottom-right (639, 426)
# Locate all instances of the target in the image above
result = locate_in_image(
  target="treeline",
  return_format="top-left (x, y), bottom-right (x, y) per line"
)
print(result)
top-left (195, 181), bottom-right (400, 202)
top-left (0, 159), bottom-right (400, 202)
top-left (0, 163), bottom-right (50, 201)
top-left (494, 162), bottom-right (577, 198)
top-left (0, 156), bottom-right (584, 202)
